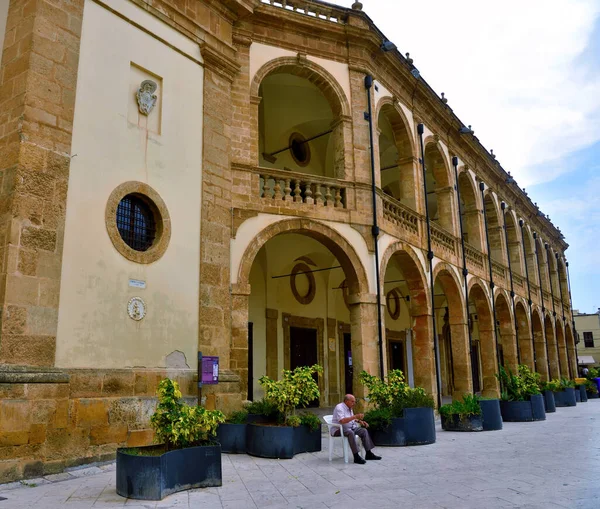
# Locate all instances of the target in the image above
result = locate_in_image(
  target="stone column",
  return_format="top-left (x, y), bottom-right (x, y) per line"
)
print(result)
top-left (327, 318), bottom-right (339, 405)
top-left (518, 326), bottom-right (534, 371)
top-left (463, 209), bottom-right (483, 250)
top-left (500, 327), bottom-right (518, 373)
top-left (229, 283), bottom-right (250, 404)
top-left (0, 0), bottom-right (84, 366)
top-left (489, 226), bottom-right (505, 265)
top-left (449, 319), bottom-right (472, 398)
top-left (479, 324), bottom-right (500, 398)
top-left (411, 313), bottom-right (437, 403)
top-left (265, 309), bottom-right (278, 380)
top-left (198, 45), bottom-right (239, 371)
top-left (398, 156), bottom-right (419, 211)
top-left (545, 322), bottom-right (560, 379)
top-left (435, 187), bottom-right (458, 236)
top-left (533, 327), bottom-right (550, 381)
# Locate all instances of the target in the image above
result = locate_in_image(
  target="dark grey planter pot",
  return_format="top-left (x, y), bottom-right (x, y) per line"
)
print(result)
top-left (372, 407), bottom-right (436, 446)
top-left (543, 390), bottom-right (556, 413)
top-left (553, 388), bottom-right (576, 407)
top-left (441, 413), bottom-right (483, 432)
top-left (587, 390), bottom-right (599, 399)
top-left (500, 394), bottom-right (546, 422)
top-left (217, 423), bottom-right (246, 454)
top-left (116, 444), bottom-right (222, 500)
top-left (578, 384), bottom-right (588, 402)
top-left (246, 423), bottom-right (294, 459)
top-left (479, 399), bottom-right (503, 430)
top-left (293, 425), bottom-right (322, 454)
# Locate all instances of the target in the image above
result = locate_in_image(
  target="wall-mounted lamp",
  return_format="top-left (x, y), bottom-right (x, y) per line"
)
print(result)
top-left (459, 125), bottom-right (474, 135)
top-left (381, 41), bottom-right (397, 52)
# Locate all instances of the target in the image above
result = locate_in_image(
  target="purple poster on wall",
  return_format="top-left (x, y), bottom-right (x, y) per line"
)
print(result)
top-left (202, 356), bottom-right (219, 385)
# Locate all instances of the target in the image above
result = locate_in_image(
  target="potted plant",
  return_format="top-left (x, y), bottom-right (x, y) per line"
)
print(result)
top-left (585, 379), bottom-right (599, 399)
top-left (497, 365), bottom-right (545, 422)
top-left (478, 397), bottom-right (503, 430)
top-left (216, 409), bottom-right (248, 454)
top-left (440, 394), bottom-right (483, 432)
top-left (246, 364), bottom-right (323, 459)
top-left (553, 378), bottom-right (577, 407)
top-left (116, 378), bottom-right (225, 500)
top-left (245, 398), bottom-right (280, 424)
top-left (539, 379), bottom-right (559, 413)
top-left (361, 370), bottom-right (436, 446)
top-left (293, 412), bottom-right (322, 455)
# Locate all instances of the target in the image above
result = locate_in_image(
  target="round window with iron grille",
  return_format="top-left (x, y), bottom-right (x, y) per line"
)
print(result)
top-left (116, 194), bottom-right (156, 251)
top-left (106, 182), bottom-right (170, 264)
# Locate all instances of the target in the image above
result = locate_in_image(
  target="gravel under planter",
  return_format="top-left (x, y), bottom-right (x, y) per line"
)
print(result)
top-left (500, 394), bottom-right (546, 422)
top-left (554, 388), bottom-right (577, 407)
top-left (216, 423), bottom-right (246, 454)
top-left (479, 399), bottom-right (503, 430)
top-left (116, 444), bottom-right (222, 500)
top-left (543, 390), bottom-right (556, 413)
top-left (372, 407), bottom-right (436, 446)
top-left (441, 413), bottom-right (483, 432)
top-left (578, 385), bottom-right (588, 402)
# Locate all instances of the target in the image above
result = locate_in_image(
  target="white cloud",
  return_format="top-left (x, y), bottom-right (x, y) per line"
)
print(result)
top-left (336, 0), bottom-right (600, 186)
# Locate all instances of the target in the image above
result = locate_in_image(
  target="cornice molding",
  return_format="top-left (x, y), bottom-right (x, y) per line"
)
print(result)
top-left (200, 43), bottom-right (241, 82)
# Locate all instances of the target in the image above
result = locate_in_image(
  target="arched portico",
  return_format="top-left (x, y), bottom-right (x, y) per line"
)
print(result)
top-left (424, 140), bottom-right (457, 235)
top-left (458, 169), bottom-right (483, 251)
top-left (496, 291), bottom-right (517, 372)
top-left (532, 308), bottom-right (549, 380)
top-left (545, 314), bottom-right (559, 379)
top-left (515, 301), bottom-right (533, 370)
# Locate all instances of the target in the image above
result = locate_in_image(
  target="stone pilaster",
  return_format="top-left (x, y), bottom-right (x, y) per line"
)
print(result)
top-left (0, 0), bottom-right (84, 366)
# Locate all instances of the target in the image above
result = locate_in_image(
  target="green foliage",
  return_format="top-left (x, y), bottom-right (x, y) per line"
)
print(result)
top-left (497, 365), bottom-right (541, 401)
top-left (360, 369), bottom-right (434, 417)
top-left (585, 379), bottom-right (598, 394)
top-left (258, 364), bottom-right (323, 426)
top-left (286, 415), bottom-right (301, 427)
top-left (439, 393), bottom-right (482, 418)
top-left (226, 410), bottom-right (248, 424)
top-left (559, 378), bottom-right (576, 389)
top-left (363, 407), bottom-right (393, 431)
top-left (586, 367), bottom-right (599, 380)
top-left (150, 378), bottom-right (225, 450)
top-left (299, 412), bottom-right (322, 431)
top-left (244, 398), bottom-right (280, 419)
top-left (540, 379), bottom-right (561, 392)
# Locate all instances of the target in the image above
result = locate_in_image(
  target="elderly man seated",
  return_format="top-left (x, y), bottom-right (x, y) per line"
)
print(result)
top-left (332, 394), bottom-right (382, 464)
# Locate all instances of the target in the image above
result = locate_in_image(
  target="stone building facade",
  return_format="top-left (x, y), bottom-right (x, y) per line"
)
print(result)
top-left (0, 0), bottom-right (575, 482)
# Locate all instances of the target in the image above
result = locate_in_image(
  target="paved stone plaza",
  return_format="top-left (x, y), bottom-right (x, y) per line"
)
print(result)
top-left (1, 401), bottom-right (600, 509)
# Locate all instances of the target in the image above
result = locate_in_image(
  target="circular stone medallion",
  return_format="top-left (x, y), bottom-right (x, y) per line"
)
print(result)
top-left (128, 297), bottom-right (147, 321)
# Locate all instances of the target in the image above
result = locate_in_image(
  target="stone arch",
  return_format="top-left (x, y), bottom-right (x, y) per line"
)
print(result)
top-left (515, 300), bottom-right (533, 370)
top-left (250, 57), bottom-right (350, 117)
top-left (376, 97), bottom-right (418, 209)
top-left (495, 290), bottom-right (517, 372)
top-left (484, 192), bottom-right (506, 265)
top-left (433, 262), bottom-right (470, 397)
top-left (532, 307), bottom-right (549, 380)
top-left (424, 140), bottom-right (457, 234)
top-left (380, 242), bottom-right (434, 396)
top-left (544, 312), bottom-right (559, 379)
top-left (457, 169), bottom-right (483, 251)
top-left (468, 278), bottom-right (499, 397)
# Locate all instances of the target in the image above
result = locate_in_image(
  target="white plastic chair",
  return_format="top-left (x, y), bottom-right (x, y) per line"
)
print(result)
top-left (323, 415), bottom-right (363, 463)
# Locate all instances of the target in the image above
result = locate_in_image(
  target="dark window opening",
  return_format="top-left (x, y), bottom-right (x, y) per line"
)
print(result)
top-left (116, 194), bottom-right (157, 252)
top-left (584, 331), bottom-right (594, 348)
top-left (289, 132), bottom-right (310, 166)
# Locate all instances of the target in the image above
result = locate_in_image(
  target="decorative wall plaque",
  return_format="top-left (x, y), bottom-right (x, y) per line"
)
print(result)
top-left (127, 297), bottom-right (146, 321)
top-left (136, 80), bottom-right (157, 115)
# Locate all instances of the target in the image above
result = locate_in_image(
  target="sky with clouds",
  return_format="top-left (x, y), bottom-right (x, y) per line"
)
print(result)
top-left (334, 0), bottom-right (600, 313)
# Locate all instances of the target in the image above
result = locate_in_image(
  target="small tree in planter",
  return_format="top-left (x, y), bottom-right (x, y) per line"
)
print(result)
top-left (539, 379), bottom-right (561, 413)
top-left (585, 379), bottom-right (599, 399)
top-left (245, 365), bottom-right (323, 459)
top-left (116, 378), bottom-right (225, 500)
top-left (497, 365), bottom-right (545, 422)
top-left (553, 378), bottom-right (577, 406)
top-left (361, 370), bottom-right (435, 446)
top-left (439, 394), bottom-right (483, 432)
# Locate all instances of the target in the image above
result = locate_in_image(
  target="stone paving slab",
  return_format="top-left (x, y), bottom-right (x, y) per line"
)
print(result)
top-left (1, 400), bottom-right (600, 508)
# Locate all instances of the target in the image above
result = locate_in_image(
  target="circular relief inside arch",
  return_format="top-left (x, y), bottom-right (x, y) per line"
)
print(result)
top-left (289, 132), bottom-right (311, 167)
top-left (386, 288), bottom-right (401, 321)
top-left (106, 182), bottom-right (171, 264)
top-left (290, 262), bottom-right (316, 305)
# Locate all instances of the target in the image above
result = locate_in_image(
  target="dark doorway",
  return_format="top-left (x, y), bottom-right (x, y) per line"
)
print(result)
top-left (470, 342), bottom-right (481, 393)
top-left (390, 341), bottom-right (405, 373)
top-left (248, 322), bottom-right (253, 401)
top-left (290, 327), bottom-right (319, 407)
top-left (343, 333), bottom-right (353, 395)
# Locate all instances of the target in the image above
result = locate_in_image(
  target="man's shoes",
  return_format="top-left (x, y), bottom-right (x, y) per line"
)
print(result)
top-left (353, 453), bottom-right (366, 464)
top-left (365, 450), bottom-right (382, 460)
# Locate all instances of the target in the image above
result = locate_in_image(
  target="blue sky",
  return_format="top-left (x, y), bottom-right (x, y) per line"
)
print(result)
top-left (335, 0), bottom-right (600, 313)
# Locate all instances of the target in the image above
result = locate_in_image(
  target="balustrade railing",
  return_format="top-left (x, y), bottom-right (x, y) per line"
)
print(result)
top-left (258, 168), bottom-right (347, 208)
top-left (491, 260), bottom-right (507, 281)
top-left (259, 0), bottom-right (347, 24)
top-left (381, 193), bottom-right (420, 236)
top-left (513, 272), bottom-right (525, 291)
top-left (464, 243), bottom-right (485, 272)
top-left (431, 223), bottom-right (458, 256)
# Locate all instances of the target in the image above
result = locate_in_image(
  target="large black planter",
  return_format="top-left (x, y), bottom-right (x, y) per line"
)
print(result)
top-left (246, 413), bottom-right (269, 424)
top-left (372, 407), bottom-right (435, 446)
top-left (217, 423), bottom-right (246, 454)
top-left (293, 425), bottom-right (322, 454)
top-left (246, 423), bottom-right (294, 459)
top-left (578, 384), bottom-right (588, 402)
top-left (500, 394), bottom-right (546, 422)
top-left (587, 390), bottom-right (599, 399)
top-left (441, 413), bottom-right (483, 432)
top-left (553, 388), bottom-right (576, 407)
top-left (543, 390), bottom-right (556, 413)
top-left (116, 444), bottom-right (222, 500)
top-left (479, 399), bottom-right (503, 430)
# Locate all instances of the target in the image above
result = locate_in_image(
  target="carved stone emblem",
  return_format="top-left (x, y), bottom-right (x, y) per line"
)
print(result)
top-left (136, 80), bottom-right (157, 115)
top-left (127, 297), bottom-right (146, 321)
